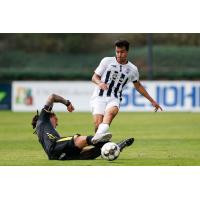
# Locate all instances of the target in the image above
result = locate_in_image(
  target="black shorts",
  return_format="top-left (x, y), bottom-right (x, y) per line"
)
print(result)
top-left (49, 135), bottom-right (81, 160)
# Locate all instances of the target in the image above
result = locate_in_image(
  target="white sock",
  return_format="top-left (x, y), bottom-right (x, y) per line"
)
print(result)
top-left (96, 123), bottom-right (109, 134)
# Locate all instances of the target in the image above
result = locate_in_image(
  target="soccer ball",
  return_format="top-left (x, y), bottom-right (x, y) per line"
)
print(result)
top-left (101, 142), bottom-right (120, 161)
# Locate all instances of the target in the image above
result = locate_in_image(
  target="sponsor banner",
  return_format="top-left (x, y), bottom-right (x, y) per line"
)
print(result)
top-left (120, 81), bottom-right (200, 112)
top-left (0, 83), bottom-right (11, 110)
top-left (12, 81), bottom-right (94, 111)
top-left (12, 81), bottom-right (200, 112)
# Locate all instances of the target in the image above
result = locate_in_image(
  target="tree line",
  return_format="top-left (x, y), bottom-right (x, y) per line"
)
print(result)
top-left (0, 33), bottom-right (199, 53)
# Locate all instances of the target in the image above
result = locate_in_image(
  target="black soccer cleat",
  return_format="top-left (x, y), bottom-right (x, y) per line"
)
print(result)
top-left (117, 138), bottom-right (134, 152)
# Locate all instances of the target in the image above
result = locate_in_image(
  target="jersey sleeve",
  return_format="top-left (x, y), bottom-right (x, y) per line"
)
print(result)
top-left (38, 105), bottom-right (52, 122)
top-left (94, 57), bottom-right (108, 76)
top-left (131, 68), bottom-right (139, 82)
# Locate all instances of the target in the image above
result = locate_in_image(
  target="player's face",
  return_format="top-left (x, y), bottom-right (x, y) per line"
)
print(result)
top-left (115, 46), bottom-right (128, 64)
top-left (50, 115), bottom-right (58, 128)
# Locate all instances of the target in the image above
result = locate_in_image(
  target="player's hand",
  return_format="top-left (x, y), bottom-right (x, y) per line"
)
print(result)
top-left (67, 103), bottom-right (75, 112)
top-left (152, 101), bottom-right (163, 112)
top-left (98, 82), bottom-right (109, 90)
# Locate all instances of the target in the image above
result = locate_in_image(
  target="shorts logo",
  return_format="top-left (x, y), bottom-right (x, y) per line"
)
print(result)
top-left (59, 153), bottom-right (66, 160)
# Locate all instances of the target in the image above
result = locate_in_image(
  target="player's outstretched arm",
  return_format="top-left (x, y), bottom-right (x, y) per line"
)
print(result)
top-left (133, 81), bottom-right (163, 112)
top-left (46, 94), bottom-right (74, 112)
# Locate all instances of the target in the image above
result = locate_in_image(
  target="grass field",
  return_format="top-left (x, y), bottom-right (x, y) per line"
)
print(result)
top-left (0, 111), bottom-right (199, 166)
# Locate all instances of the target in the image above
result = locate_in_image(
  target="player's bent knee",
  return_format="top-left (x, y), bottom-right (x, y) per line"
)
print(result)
top-left (106, 107), bottom-right (119, 116)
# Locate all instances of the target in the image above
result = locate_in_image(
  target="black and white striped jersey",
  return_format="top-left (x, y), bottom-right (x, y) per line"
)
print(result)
top-left (92, 57), bottom-right (139, 101)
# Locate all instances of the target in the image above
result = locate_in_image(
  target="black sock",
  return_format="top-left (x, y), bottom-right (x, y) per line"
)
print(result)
top-left (94, 141), bottom-right (107, 148)
top-left (86, 136), bottom-right (94, 145)
top-left (117, 141), bottom-right (126, 152)
top-left (86, 136), bottom-right (107, 148)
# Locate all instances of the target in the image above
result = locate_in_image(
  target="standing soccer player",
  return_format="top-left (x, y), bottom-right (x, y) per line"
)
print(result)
top-left (90, 40), bottom-right (163, 143)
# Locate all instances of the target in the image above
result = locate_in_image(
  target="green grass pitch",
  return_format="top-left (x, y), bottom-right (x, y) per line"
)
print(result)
top-left (0, 111), bottom-right (199, 166)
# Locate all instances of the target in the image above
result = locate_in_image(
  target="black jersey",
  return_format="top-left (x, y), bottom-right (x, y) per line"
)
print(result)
top-left (35, 105), bottom-right (82, 160)
top-left (36, 106), bottom-right (61, 157)
top-left (35, 105), bottom-right (101, 160)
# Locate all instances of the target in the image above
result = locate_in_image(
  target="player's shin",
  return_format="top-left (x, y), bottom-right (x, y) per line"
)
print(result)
top-left (92, 123), bottom-right (112, 144)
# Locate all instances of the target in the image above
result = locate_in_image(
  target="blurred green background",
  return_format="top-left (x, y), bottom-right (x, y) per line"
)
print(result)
top-left (0, 33), bottom-right (200, 81)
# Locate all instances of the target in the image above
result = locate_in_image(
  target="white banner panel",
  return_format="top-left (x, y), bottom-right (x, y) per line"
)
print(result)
top-left (12, 81), bottom-right (200, 112)
top-left (120, 81), bottom-right (200, 112)
top-left (12, 81), bottom-right (94, 111)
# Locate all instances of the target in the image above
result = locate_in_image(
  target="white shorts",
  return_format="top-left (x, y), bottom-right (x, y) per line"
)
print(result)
top-left (90, 96), bottom-right (120, 115)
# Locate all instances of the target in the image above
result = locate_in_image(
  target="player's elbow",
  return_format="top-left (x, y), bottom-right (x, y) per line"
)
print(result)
top-left (92, 73), bottom-right (100, 83)
top-left (48, 94), bottom-right (56, 102)
top-left (91, 74), bottom-right (96, 83)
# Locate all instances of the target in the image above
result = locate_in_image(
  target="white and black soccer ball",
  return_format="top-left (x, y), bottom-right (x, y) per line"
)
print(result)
top-left (101, 142), bottom-right (120, 161)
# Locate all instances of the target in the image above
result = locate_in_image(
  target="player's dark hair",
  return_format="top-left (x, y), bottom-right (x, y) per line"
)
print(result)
top-left (31, 110), bottom-right (39, 134)
top-left (31, 110), bottom-right (56, 134)
top-left (115, 40), bottom-right (130, 51)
